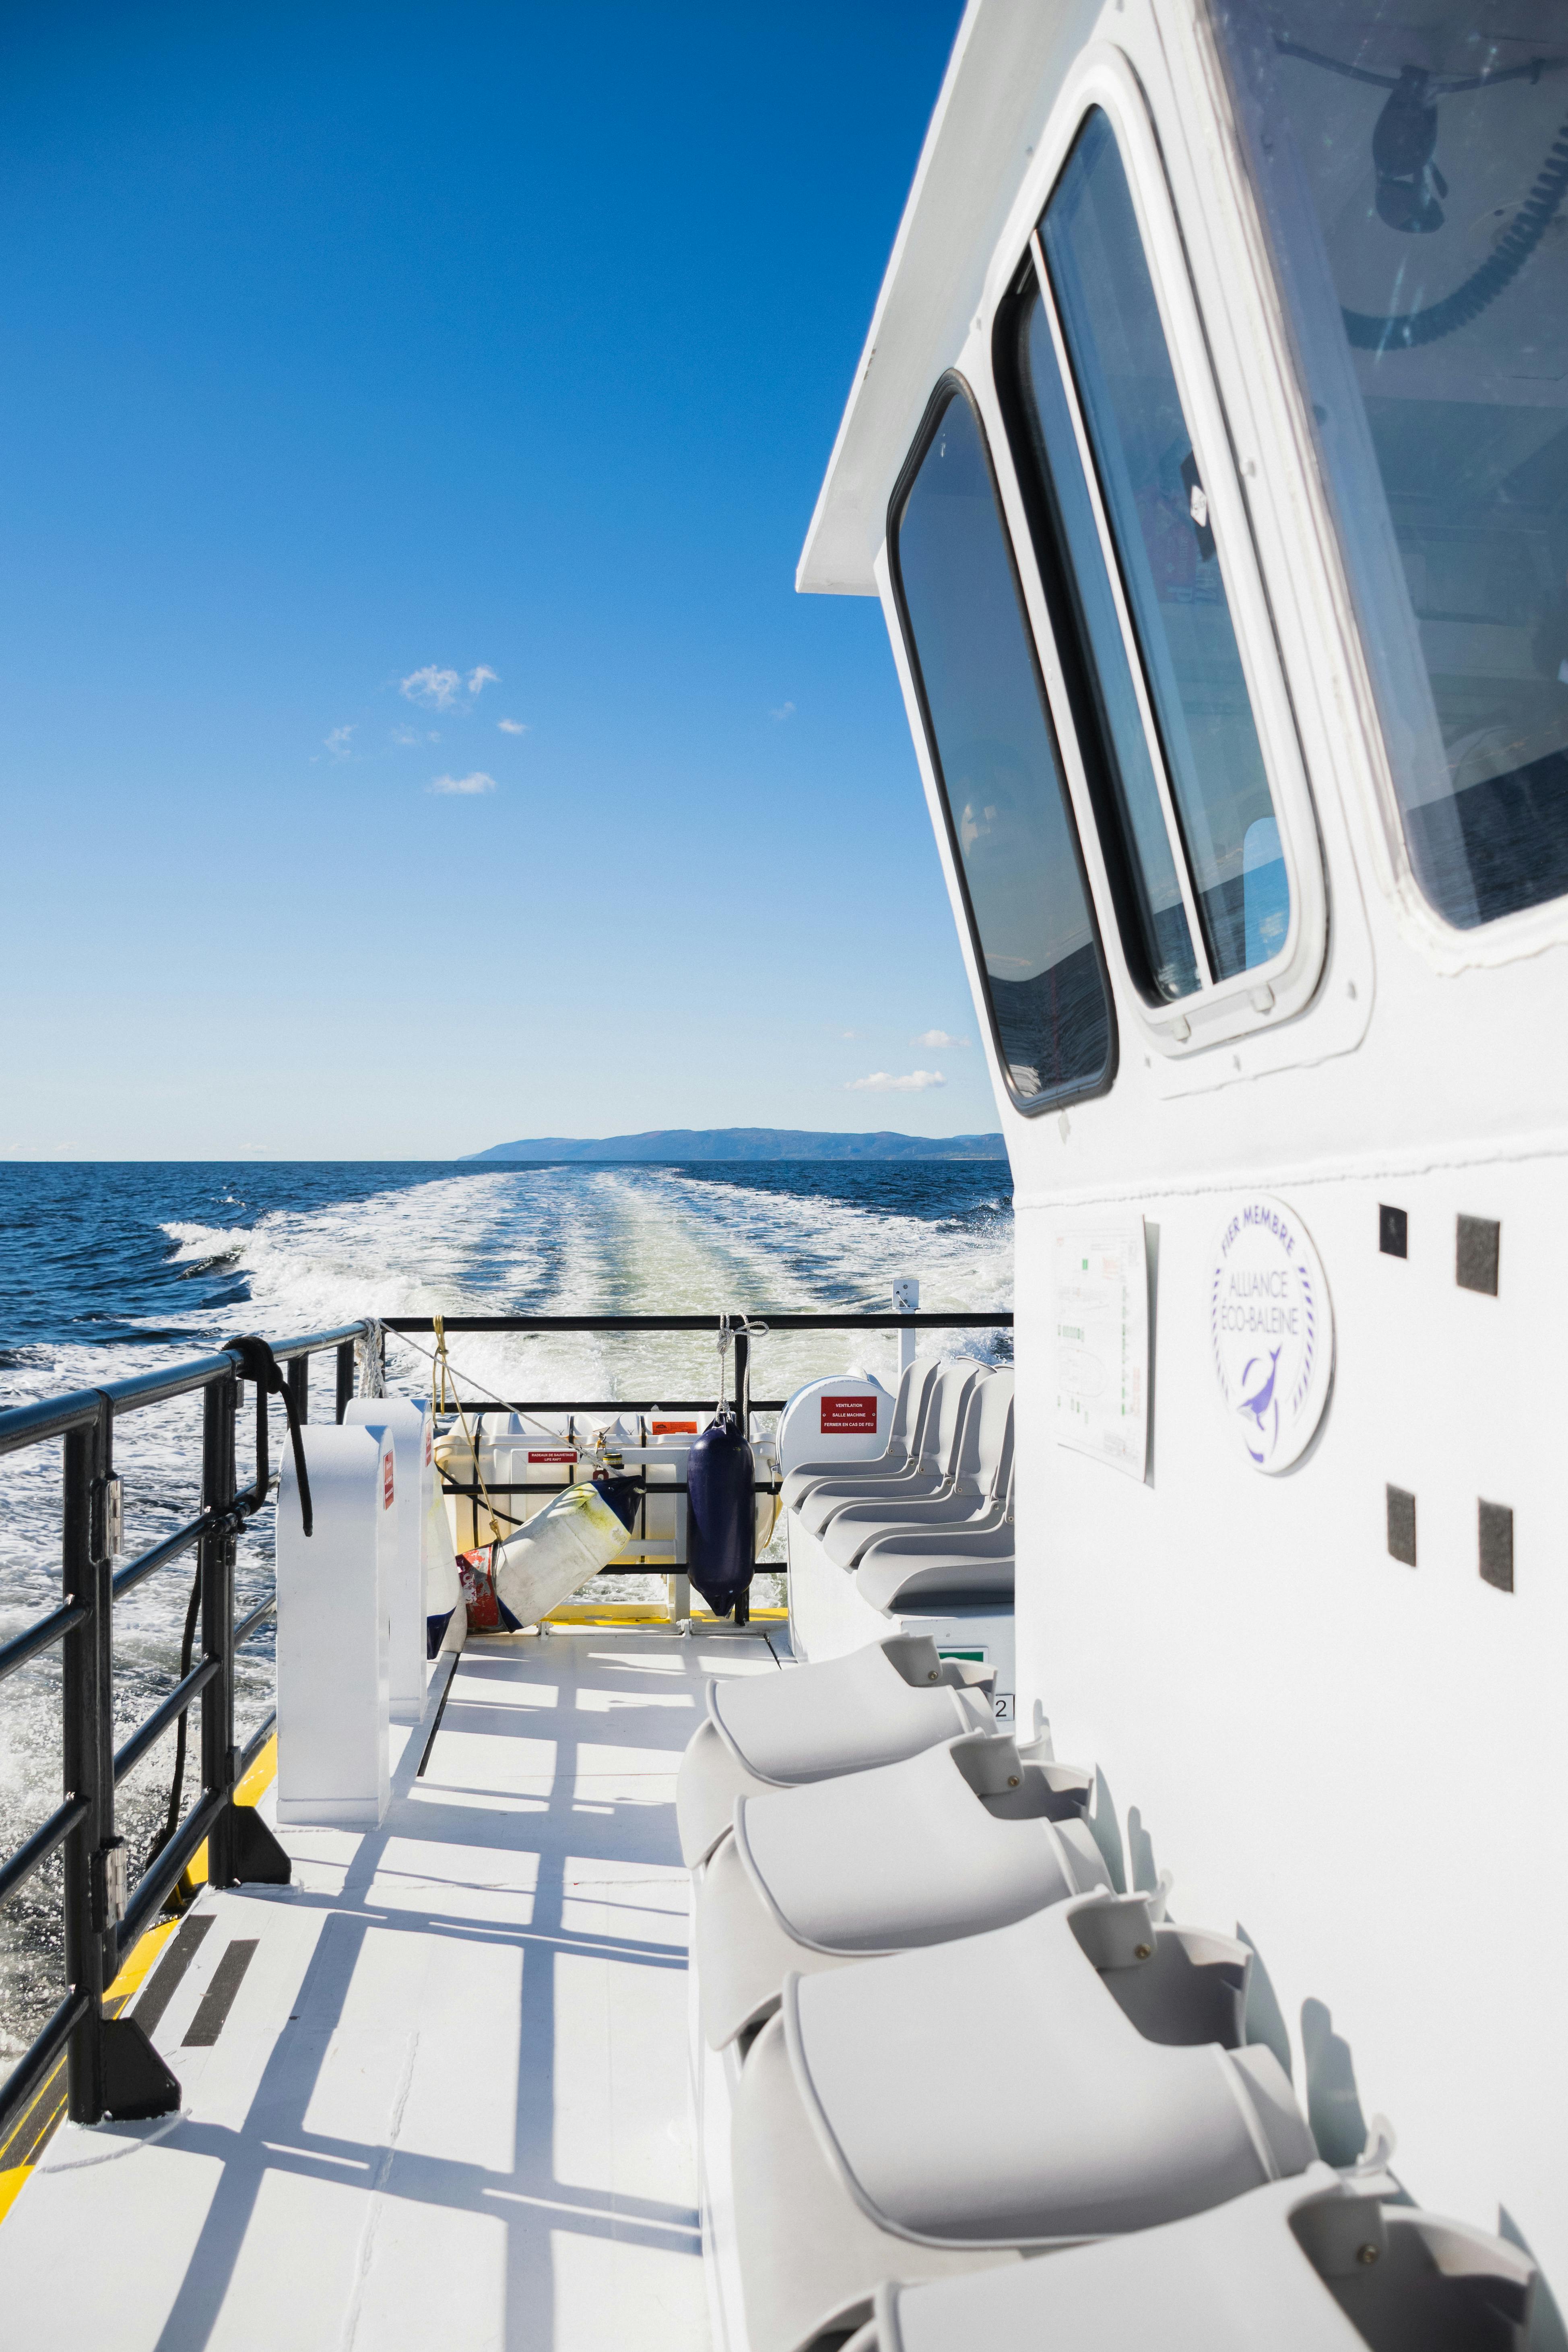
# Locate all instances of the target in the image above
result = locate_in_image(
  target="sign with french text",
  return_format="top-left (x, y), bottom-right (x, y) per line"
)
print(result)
top-left (821, 1394), bottom-right (878, 1434)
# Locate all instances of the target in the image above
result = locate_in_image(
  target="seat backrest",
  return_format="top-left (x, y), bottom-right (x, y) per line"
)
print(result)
top-left (919, 1361), bottom-right (986, 1477)
top-left (888, 1358), bottom-right (941, 1457)
top-left (948, 1368), bottom-right (1014, 1496)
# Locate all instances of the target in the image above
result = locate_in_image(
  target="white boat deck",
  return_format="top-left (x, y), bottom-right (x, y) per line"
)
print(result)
top-left (0, 1622), bottom-right (785, 2350)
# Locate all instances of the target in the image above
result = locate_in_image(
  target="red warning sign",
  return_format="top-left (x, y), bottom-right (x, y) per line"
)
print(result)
top-left (528, 1450), bottom-right (576, 1464)
top-left (820, 1394), bottom-right (878, 1434)
top-left (383, 1451), bottom-right (395, 1510)
top-left (651, 1420), bottom-right (698, 1436)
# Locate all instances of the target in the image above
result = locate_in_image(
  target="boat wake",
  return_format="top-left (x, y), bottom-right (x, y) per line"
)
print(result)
top-left (0, 1159), bottom-right (1011, 2051)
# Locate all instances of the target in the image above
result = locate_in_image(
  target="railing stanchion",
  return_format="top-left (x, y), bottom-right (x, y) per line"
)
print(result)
top-left (732, 1328), bottom-right (751, 1436)
top-left (201, 1372), bottom-right (239, 1890)
top-left (61, 1409), bottom-right (107, 2123)
top-left (335, 1341), bottom-right (355, 1424)
top-left (288, 1352), bottom-right (309, 1426)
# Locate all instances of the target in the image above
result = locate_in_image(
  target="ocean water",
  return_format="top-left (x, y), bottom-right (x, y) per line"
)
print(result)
top-left (0, 1158), bottom-right (1012, 2055)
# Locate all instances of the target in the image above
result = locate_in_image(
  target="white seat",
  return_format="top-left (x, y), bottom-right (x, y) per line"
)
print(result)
top-left (781, 1360), bottom-right (940, 1513)
top-left (854, 1523), bottom-right (1013, 1612)
top-left (731, 1891), bottom-right (1316, 2352)
top-left (794, 1364), bottom-right (983, 1536)
top-left (694, 1730), bottom-right (1108, 2049)
top-left (854, 2170), bottom-right (1537, 2352)
top-left (675, 1633), bottom-right (994, 1868)
top-left (821, 1375), bottom-right (1013, 1569)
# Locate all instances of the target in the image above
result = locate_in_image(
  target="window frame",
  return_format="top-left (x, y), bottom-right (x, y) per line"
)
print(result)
top-left (1204, 0), bottom-right (1568, 969)
top-left (982, 45), bottom-right (1329, 1058)
top-left (886, 369), bottom-right (1119, 1118)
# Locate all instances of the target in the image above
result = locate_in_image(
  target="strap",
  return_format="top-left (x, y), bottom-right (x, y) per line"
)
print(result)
top-left (226, 1334), bottom-right (314, 1538)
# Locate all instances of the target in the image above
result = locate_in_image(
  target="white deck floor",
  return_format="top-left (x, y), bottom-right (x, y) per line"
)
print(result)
top-left (0, 1622), bottom-right (784, 2350)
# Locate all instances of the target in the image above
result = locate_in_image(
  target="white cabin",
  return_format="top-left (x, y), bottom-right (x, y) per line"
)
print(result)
top-left (801, 0), bottom-right (1568, 2298)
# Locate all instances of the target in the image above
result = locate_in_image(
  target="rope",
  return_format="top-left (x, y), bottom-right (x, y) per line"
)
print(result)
top-left (714, 1312), bottom-right (769, 1422)
top-left (387, 1328), bottom-right (561, 1437)
top-left (432, 1313), bottom-right (507, 1548)
top-left (356, 1320), bottom-right (386, 1399)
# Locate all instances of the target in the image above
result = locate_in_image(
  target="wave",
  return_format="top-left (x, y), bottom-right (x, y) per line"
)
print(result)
top-left (0, 1159), bottom-right (1012, 2049)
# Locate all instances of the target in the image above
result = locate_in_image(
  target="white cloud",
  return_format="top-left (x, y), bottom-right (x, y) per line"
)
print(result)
top-left (770, 699), bottom-right (796, 722)
top-left (324, 724), bottom-right (355, 758)
top-left (390, 721), bottom-right (437, 747)
top-left (401, 664), bottom-right (462, 709)
top-left (913, 1029), bottom-right (969, 1049)
top-left (847, 1069), bottom-right (947, 1093)
top-left (497, 717), bottom-right (529, 735)
top-left (427, 771), bottom-right (497, 796)
top-left (467, 665), bottom-right (499, 695)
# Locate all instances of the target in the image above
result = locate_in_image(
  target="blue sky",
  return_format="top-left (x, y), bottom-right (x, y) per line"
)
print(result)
top-left (0, 0), bottom-right (997, 1158)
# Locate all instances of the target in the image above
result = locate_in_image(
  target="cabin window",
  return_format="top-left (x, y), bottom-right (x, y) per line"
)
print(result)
top-left (1028, 109), bottom-right (1290, 988)
top-left (1213, 2), bottom-right (1568, 932)
top-left (1010, 281), bottom-right (1201, 1002)
top-left (890, 381), bottom-right (1115, 1108)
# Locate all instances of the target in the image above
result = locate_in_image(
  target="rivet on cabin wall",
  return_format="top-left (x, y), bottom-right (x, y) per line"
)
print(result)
top-left (1479, 1500), bottom-right (1514, 1593)
top-left (1457, 1215), bottom-right (1500, 1296)
top-left (1386, 1485), bottom-right (1416, 1567)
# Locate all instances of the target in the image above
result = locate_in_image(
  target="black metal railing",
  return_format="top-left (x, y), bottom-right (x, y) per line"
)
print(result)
top-left (0, 1304), bottom-right (1010, 2150)
top-left (384, 1309), bottom-right (1013, 1578)
top-left (0, 1318), bottom-right (371, 2148)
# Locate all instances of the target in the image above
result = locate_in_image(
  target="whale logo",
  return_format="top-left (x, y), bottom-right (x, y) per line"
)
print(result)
top-left (1237, 1345), bottom-right (1282, 1463)
top-left (1208, 1199), bottom-right (1334, 1475)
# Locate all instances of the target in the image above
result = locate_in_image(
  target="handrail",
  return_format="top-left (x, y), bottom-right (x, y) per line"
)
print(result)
top-left (0, 1321), bottom-right (370, 1459)
top-left (384, 1311), bottom-right (1010, 1332)
top-left (0, 1299), bottom-right (1010, 2149)
top-left (0, 1315), bottom-right (371, 2147)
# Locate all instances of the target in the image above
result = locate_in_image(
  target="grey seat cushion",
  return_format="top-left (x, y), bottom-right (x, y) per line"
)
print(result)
top-left (695, 1734), bottom-right (1108, 2049)
top-left (821, 1492), bottom-right (1003, 1571)
top-left (864, 2172), bottom-right (1538, 2352)
top-left (731, 2009), bottom-right (1019, 2352)
top-left (782, 1893), bottom-right (1316, 2245)
top-left (855, 1545), bottom-right (1014, 1612)
top-left (675, 1636), bottom-right (992, 1869)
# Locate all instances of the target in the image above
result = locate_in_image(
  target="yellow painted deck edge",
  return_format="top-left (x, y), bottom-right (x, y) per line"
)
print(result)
top-left (543, 1603), bottom-right (788, 1624)
top-left (0, 1733), bottom-right (282, 2226)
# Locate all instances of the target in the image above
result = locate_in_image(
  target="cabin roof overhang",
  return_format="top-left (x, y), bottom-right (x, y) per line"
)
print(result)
top-left (797, 0), bottom-right (1100, 598)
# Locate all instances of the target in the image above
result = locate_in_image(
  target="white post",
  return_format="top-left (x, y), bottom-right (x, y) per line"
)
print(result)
top-left (343, 1396), bottom-right (431, 1723)
top-left (276, 1424), bottom-right (392, 1828)
top-left (892, 1275), bottom-right (920, 1376)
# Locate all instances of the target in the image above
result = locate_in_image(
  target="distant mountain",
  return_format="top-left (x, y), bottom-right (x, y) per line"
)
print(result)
top-left (466, 1127), bottom-right (1007, 1163)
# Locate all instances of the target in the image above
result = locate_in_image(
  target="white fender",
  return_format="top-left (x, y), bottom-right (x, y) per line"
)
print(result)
top-left (492, 1480), bottom-right (630, 1627)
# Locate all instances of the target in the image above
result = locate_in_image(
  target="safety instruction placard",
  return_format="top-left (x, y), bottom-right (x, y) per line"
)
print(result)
top-left (1053, 1217), bottom-right (1148, 1480)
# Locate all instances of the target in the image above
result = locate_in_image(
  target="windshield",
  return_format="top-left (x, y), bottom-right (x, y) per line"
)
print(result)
top-left (1213, 2), bottom-right (1568, 928)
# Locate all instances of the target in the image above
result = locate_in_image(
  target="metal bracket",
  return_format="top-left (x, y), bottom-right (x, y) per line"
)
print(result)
top-left (92, 1838), bottom-right (128, 1933)
top-left (221, 1802), bottom-right (291, 1888)
top-left (100, 2016), bottom-right (181, 2123)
